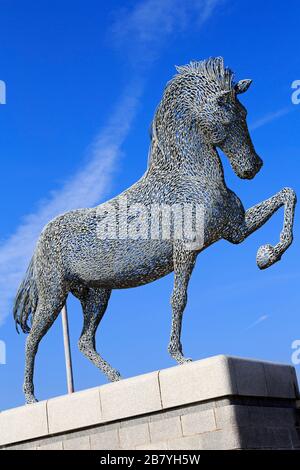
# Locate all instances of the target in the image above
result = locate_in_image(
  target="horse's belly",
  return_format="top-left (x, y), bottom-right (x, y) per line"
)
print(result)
top-left (68, 239), bottom-right (174, 289)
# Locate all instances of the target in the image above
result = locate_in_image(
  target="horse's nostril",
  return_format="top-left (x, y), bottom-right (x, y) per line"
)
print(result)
top-left (242, 166), bottom-right (259, 179)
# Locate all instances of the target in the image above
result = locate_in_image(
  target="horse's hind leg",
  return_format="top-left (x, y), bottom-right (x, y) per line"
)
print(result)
top-left (168, 246), bottom-right (197, 364)
top-left (24, 292), bottom-right (67, 404)
top-left (77, 287), bottom-right (121, 382)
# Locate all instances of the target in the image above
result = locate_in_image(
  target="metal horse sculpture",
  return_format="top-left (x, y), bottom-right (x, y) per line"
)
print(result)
top-left (14, 58), bottom-right (296, 404)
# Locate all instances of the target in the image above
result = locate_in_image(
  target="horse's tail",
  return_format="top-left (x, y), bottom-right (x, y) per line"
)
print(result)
top-left (13, 257), bottom-right (38, 334)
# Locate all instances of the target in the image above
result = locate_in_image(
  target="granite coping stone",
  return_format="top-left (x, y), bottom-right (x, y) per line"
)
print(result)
top-left (0, 355), bottom-right (298, 447)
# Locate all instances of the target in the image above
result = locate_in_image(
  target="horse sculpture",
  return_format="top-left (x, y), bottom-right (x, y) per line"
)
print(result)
top-left (14, 58), bottom-right (296, 404)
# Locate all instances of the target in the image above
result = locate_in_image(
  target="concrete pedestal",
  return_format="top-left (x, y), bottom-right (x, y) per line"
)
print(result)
top-left (0, 355), bottom-right (299, 450)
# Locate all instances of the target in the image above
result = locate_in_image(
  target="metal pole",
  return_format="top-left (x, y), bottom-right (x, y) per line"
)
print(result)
top-left (61, 304), bottom-right (74, 394)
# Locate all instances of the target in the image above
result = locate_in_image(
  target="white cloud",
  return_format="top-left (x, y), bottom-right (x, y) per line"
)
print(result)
top-left (0, 82), bottom-right (143, 323)
top-left (111, 0), bottom-right (223, 66)
top-left (0, 0), bottom-right (223, 324)
top-left (249, 107), bottom-right (292, 131)
top-left (245, 314), bottom-right (269, 331)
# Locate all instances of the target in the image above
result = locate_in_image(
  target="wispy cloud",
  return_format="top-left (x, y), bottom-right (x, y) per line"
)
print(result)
top-left (0, 81), bottom-right (143, 323)
top-left (111, 0), bottom-right (223, 67)
top-left (249, 107), bottom-right (292, 131)
top-left (0, 0), bottom-right (223, 324)
top-left (245, 314), bottom-right (269, 331)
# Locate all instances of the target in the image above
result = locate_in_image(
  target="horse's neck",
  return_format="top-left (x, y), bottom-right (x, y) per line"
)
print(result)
top-left (146, 104), bottom-right (225, 183)
top-left (146, 136), bottom-right (225, 184)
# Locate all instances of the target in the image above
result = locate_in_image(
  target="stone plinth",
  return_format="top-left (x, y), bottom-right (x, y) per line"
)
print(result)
top-left (0, 355), bottom-right (299, 450)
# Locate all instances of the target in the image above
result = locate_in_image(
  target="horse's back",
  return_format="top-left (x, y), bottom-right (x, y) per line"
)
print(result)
top-left (38, 207), bottom-right (174, 288)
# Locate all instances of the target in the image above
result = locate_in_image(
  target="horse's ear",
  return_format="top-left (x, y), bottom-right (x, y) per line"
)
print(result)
top-left (234, 79), bottom-right (252, 94)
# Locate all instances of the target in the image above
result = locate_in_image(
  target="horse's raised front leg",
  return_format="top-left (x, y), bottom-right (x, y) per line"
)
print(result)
top-left (168, 246), bottom-right (197, 364)
top-left (229, 187), bottom-right (296, 269)
top-left (77, 287), bottom-right (122, 382)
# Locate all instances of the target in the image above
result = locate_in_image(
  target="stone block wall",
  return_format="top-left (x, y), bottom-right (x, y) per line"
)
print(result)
top-left (0, 355), bottom-right (299, 450)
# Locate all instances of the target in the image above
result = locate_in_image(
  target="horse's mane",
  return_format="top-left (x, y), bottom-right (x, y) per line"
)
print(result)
top-left (174, 57), bottom-right (234, 92)
top-left (147, 57), bottom-right (234, 169)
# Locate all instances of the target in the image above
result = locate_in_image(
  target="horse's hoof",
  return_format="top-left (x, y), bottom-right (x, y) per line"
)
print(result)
top-left (25, 395), bottom-right (38, 405)
top-left (109, 369), bottom-right (122, 382)
top-left (256, 244), bottom-right (280, 270)
top-left (180, 357), bottom-right (193, 364)
top-left (177, 356), bottom-right (193, 365)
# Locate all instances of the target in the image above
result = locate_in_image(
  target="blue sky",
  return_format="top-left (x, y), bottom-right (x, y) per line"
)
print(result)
top-left (0, 0), bottom-right (300, 410)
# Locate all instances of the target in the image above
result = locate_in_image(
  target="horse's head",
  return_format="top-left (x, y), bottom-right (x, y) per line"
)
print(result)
top-left (175, 58), bottom-right (263, 179)
top-left (200, 79), bottom-right (262, 179)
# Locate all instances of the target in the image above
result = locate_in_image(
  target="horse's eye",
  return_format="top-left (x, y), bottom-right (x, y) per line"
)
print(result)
top-left (221, 103), bottom-right (232, 113)
top-left (222, 116), bottom-right (231, 125)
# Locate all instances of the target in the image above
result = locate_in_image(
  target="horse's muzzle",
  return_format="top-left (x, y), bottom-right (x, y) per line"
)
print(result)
top-left (239, 155), bottom-right (263, 179)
